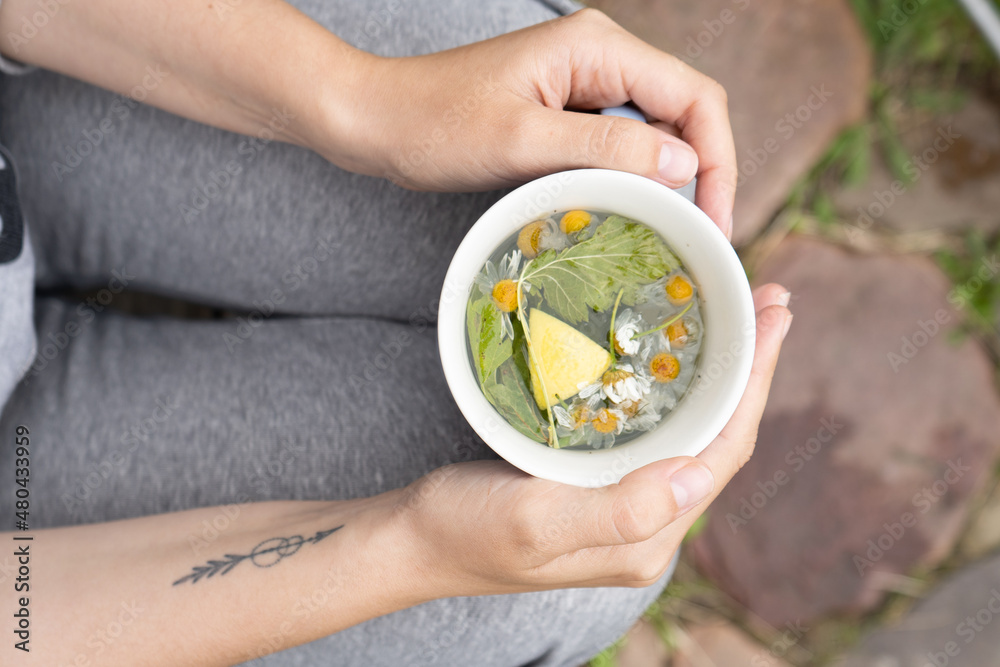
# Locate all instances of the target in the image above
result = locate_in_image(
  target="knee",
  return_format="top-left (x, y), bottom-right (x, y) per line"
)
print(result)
top-left (500, 573), bottom-right (672, 665)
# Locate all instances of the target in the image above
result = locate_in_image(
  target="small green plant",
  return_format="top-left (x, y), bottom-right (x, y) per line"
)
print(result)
top-left (643, 600), bottom-right (680, 652)
top-left (935, 230), bottom-right (1000, 339)
top-left (588, 637), bottom-right (623, 667)
top-left (786, 0), bottom-right (997, 223)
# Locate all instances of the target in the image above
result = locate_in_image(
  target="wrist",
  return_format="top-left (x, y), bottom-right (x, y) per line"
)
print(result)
top-left (332, 486), bottom-right (445, 614)
top-left (301, 42), bottom-right (391, 175)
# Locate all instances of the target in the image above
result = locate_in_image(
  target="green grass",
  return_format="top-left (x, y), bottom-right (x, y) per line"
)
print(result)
top-left (788, 0), bottom-right (998, 218)
top-left (935, 230), bottom-right (1000, 344)
top-left (588, 637), bottom-right (624, 667)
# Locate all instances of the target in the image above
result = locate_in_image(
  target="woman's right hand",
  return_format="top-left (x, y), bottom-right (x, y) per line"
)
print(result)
top-left (397, 283), bottom-right (791, 597)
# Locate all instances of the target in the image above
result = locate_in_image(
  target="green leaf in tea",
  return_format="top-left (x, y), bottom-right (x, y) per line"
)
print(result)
top-left (483, 360), bottom-right (548, 443)
top-left (521, 215), bottom-right (680, 324)
top-left (466, 210), bottom-right (701, 451)
top-left (467, 294), bottom-right (512, 385)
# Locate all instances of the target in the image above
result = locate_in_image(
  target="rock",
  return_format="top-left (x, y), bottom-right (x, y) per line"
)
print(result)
top-left (691, 236), bottom-right (1000, 626)
top-left (834, 95), bottom-right (1000, 240)
top-left (840, 552), bottom-right (1000, 666)
top-left (584, 0), bottom-right (871, 244)
top-left (615, 619), bottom-right (672, 667)
top-left (959, 484), bottom-right (1000, 561)
top-left (672, 620), bottom-right (794, 667)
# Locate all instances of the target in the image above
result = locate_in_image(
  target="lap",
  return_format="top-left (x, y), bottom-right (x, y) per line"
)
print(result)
top-left (0, 0), bottom-right (570, 319)
top-left (0, 295), bottom-right (671, 666)
top-left (247, 571), bottom-right (672, 667)
top-left (0, 297), bottom-right (492, 527)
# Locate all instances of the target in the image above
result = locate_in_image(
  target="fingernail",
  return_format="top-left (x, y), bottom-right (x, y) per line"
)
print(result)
top-left (658, 143), bottom-right (697, 184)
top-left (777, 291), bottom-right (791, 307)
top-left (782, 314), bottom-right (793, 340)
top-left (669, 463), bottom-right (715, 512)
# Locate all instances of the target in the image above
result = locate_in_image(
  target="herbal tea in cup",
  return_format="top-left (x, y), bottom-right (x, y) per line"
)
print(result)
top-left (466, 209), bottom-right (703, 450)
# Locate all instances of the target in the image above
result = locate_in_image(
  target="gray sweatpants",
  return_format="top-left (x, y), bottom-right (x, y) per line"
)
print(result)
top-left (0, 0), bottom-right (673, 664)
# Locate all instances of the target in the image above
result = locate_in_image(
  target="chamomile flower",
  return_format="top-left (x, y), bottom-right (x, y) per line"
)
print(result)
top-left (612, 308), bottom-right (644, 356)
top-left (552, 401), bottom-right (591, 447)
top-left (665, 316), bottom-right (701, 350)
top-left (642, 270), bottom-right (697, 311)
top-left (646, 386), bottom-right (679, 413)
top-left (649, 352), bottom-right (681, 383)
top-left (516, 219), bottom-right (571, 259)
top-left (473, 249), bottom-right (523, 340)
top-left (639, 332), bottom-right (696, 411)
top-left (559, 210), bottom-right (592, 234)
top-left (578, 362), bottom-right (651, 405)
top-left (589, 406), bottom-right (626, 448)
top-left (664, 272), bottom-right (695, 306)
top-left (621, 399), bottom-right (662, 433)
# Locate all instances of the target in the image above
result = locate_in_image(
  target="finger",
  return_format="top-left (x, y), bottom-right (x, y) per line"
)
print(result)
top-left (558, 11), bottom-right (737, 229)
top-left (648, 120), bottom-right (682, 139)
top-left (625, 55), bottom-right (735, 230)
top-left (546, 285), bottom-right (788, 556)
top-left (752, 283), bottom-right (791, 312)
top-left (552, 456), bottom-right (714, 551)
top-left (567, 281), bottom-right (790, 576)
top-left (698, 296), bottom-right (791, 481)
top-left (533, 107), bottom-right (699, 188)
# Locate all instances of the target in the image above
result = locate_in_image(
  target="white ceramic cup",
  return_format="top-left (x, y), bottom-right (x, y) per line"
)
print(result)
top-left (438, 169), bottom-right (755, 487)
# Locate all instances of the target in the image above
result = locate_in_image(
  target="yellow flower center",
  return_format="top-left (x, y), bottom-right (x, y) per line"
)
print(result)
top-left (492, 279), bottom-right (519, 313)
top-left (622, 400), bottom-right (643, 418)
top-left (560, 210), bottom-right (591, 234)
top-left (517, 221), bottom-right (545, 258)
top-left (650, 353), bottom-right (680, 383)
top-left (665, 275), bottom-right (693, 305)
top-left (591, 408), bottom-right (619, 434)
top-left (666, 320), bottom-right (688, 347)
top-left (602, 368), bottom-right (633, 388)
top-left (570, 405), bottom-right (590, 429)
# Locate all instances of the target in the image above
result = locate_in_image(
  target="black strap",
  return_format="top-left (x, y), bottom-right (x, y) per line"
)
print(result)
top-left (0, 143), bottom-right (24, 264)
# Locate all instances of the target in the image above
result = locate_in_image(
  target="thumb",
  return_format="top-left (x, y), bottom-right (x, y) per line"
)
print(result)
top-left (572, 456), bottom-right (715, 549)
top-left (537, 107), bottom-right (699, 188)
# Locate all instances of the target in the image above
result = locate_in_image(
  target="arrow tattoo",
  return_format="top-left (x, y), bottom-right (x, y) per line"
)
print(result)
top-left (173, 525), bottom-right (345, 586)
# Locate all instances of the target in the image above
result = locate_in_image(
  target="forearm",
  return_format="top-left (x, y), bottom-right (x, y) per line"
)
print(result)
top-left (2, 491), bottom-right (428, 666)
top-left (0, 0), bottom-right (371, 159)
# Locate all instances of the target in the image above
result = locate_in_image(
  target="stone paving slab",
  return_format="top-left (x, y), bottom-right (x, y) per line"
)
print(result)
top-left (958, 483), bottom-right (1000, 561)
top-left (672, 619), bottom-right (795, 667)
top-left (691, 236), bottom-right (1000, 626)
top-left (838, 552), bottom-right (1000, 667)
top-left (833, 95), bottom-right (1000, 240)
top-left (615, 619), bottom-right (672, 667)
top-left (585, 0), bottom-right (871, 244)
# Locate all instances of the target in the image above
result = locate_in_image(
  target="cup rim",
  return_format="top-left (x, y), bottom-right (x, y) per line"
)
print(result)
top-left (438, 169), bottom-right (755, 487)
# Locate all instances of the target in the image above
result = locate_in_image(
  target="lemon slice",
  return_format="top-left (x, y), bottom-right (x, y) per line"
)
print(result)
top-left (528, 308), bottom-right (612, 410)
